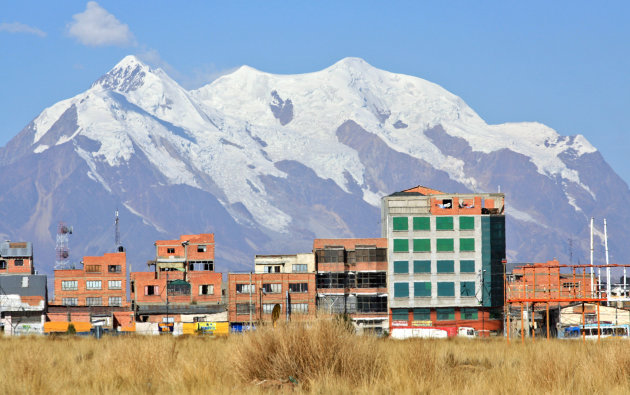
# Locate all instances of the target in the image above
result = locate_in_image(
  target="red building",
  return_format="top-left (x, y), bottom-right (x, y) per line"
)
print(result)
top-left (227, 272), bottom-right (316, 327)
top-left (130, 233), bottom-right (223, 323)
top-left (53, 252), bottom-right (128, 307)
top-left (0, 241), bottom-right (34, 274)
top-left (313, 238), bottom-right (388, 334)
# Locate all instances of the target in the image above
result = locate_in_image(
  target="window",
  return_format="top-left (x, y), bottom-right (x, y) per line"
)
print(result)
top-left (167, 248), bottom-right (175, 254)
top-left (414, 260), bottom-right (431, 273)
top-left (199, 284), bottom-right (214, 295)
top-left (460, 282), bottom-right (476, 297)
top-left (189, 262), bottom-right (213, 271)
top-left (262, 283), bottom-right (281, 293)
top-left (145, 285), bottom-right (159, 296)
top-left (413, 217), bottom-right (430, 231)
top-left (437, 260), bottom-right (454, 273)
top-left (290, 303), bottom-right (309, 314)
top-left (292, 264), bottom-right (307, 272)
top-left (130, 281), bottom-right (135, 293)
top-left (413, 308), bottom-right (431, 321)
top-left (393, 239), bottom-right (409, 252)
top-left (436, 308), bottom-right (455, 321)
top-left (460, 238), bottom-right (475, 252)
top-left (197, 245), bottom-right (206, 253)
top-left (263, 303), bottom-right (281, 314)
top-left (460, 216), bottom-right (475, 230)
top-left (289, 283), bottom-right (308, 293)
top-left (168, 281), bottom-right (191, 296)
top-left (85, 265), bottom-right (100, 273)
top-left (14, 259), bottom-right (24, 266)
top-left (391, 309), bottom-right (409, 321)
top-left (108, 297), bottom-right (122, 306)
top-left (461, 308), bottom-right (478, 320)
top-left (394, 282), bottom-right (409, 298)
top-left (86, 280), bottom-right (102, 290)
top-left (62, 280), bottom-right (78, 291)
top-left (315, 248), bottom-right (344, 263)
top-left (0, 260), bottom-right (6, 270)
top-left (62, 297), bottom-right (78, 306)
top-left (413, 239), bottom-right (430, 252)
top-left (236, 303), bottom-right (254, 314)
top-left (393, 217), bottom-right (408, 231)
top-left (86, 297), bottom-right (102, 306)
top-left (236, 283), bottom-right (254, 294)
top-left (414, 282), bottom-right (431, 297)
top-left (394, 261), bottom-right (408, 274)
top-left (108, 280), bottom-right (122, 290)
top-left (356, 295), bottom-right (387, 313)
top-left (436, 238), bottom-right (454, 252)
top-left (108, 265), bottom-right (121, 273)
top-left (436, 217), bottom-right (453, 230)
top-left (264, 265), bottom-right (281, 273)
top-left (460, 260), bottom-right (475, 273)
top-left (316, 272), bottom-right (354, 288)
top-left (356, 272), bottom-right (386, 288)
top-left (437, 282), bottom-right (455, 297)
top-left (355, 247), bottom-right (387, 262)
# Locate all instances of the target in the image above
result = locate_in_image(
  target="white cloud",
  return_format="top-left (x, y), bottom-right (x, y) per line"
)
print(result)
top-left (0, 22), bottom-right (46, 37)
top-left (67, 1), bottom-right (135, 47)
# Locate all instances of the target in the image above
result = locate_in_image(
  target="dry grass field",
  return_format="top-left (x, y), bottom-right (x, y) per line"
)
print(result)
top-left (2, 319), bottom-right (630, 394)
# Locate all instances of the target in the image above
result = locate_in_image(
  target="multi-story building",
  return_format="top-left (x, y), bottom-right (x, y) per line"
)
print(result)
top-left (313, 238), bottom-right (388, 334)
top-left (53, 251), bottom-right (128, 307)
top-left (254, 253), bottom-right (315, 274)
top-left (227, 271), bottom-right (316, 330)
top-left (0, 241), bottom-right (34, 274)
top-left (130, 233), bottom-right (223, 323)
top-left (382, 185), bottom-right (506, 335)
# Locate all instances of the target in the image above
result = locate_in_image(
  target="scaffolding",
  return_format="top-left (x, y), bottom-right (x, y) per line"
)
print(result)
top-left (505, 263), bottom-right (630, 343)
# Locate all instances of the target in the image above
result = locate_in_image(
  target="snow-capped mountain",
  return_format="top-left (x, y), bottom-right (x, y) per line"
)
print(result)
top-left (1, 55), bottom-right (628, 274)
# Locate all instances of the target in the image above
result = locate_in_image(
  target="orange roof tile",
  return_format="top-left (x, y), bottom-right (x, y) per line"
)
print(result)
top-left (401, 185), bottom-right (446, 195)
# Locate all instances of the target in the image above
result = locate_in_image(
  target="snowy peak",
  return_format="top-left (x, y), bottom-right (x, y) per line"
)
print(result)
top-left (92, 55), bottom-right (151, 93)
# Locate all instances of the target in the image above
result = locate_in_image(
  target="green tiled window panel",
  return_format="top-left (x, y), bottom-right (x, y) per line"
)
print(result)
top-left (460, 238), bottom-right (475, 251)
top-left (413, 260), bottom-right (431, 273)
top-left (393, 239), bottom-right (409, 252)
top-left (413, 217), bottom-right (430, 231)
top-left (460, 308), bottom-right (478, 320)
top-left (437, 282), bottom-right (455, 296)
top-left (460, 281), bottom-right (476, 297)
top-left (393, 217), bottom-right (408, 231)
top-left (436, 217), bottom-right (453, 230)
top-left (391, 309), bottom-right (409, 321)
top-left (394, 282), bottom-right (409, 298)
top-left (393, 261), bottom-right (409, 274)
top-left (413, 239), bottom-right (431, 252)
top-left (436, 238), bottom-right (454, 252)
top-left (413, 308), bottom-right (431, 321)
top-left (460, 216), bottom-right (475, 230)
top-left (436, 260), bottom-right (454, 273)
top-left (436, 308), bottom-right (455, 321)
top-left (414, 282), bottom-right (431, 297)
top-left (460, 260), bottom-right (476, 273)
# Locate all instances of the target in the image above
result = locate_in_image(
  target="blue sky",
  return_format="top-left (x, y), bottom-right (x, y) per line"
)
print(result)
top-left (1, 1), bottom-right (629, 185)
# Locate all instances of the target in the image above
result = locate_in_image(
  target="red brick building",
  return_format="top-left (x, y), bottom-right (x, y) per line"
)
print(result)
top-left (227, 272), bottom-right (316, 327)
top-left (313, 238), bottom-right (388, 334)
top-left (0, 241), bottom-right (34, 274)
top-left (53, 252), bottom-right (128, 307)
top-left (130, 233), bottom-right (223, 323)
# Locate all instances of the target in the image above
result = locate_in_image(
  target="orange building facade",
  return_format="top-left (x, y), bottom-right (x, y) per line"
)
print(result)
top-left (314, 238), bottom-right (389, 334)
top-left (0, 241), bottom-right (34, 274)
top-left (130, 233), bottom-right (222, 323)
top-left (53, 252), bottom-right (128, 307)
top-left (227, 272), bottom-right (316, 325)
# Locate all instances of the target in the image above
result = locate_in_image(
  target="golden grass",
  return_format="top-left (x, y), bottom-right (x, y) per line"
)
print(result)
top-left (2, 320), bottom-right (630, 394)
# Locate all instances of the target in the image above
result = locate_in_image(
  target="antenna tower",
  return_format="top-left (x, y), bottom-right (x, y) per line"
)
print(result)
top-left (54, 221), bottom-right (73, 269)
top-left (115, 209), bottom-right (121, 251)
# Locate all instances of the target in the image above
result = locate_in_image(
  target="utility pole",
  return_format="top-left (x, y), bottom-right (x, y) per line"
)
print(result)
top-left (605, 219), bottom-right (611, 306)
top-left (248, 272), bottom-right (252, 330)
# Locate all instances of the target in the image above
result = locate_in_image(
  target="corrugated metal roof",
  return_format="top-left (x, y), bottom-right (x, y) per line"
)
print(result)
top-left (0, 274), bottom-right (47, 297)
top-left (0, 241), bottom-right (33, 258)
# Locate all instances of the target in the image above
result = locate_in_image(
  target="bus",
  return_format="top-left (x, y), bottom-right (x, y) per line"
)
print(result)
top-left (563, 324), bottom-right (630, 339)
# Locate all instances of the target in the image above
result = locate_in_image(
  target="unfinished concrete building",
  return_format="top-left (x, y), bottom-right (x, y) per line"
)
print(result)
top-left (382, 186), bottom-right (505, 335)
top-left (313, 238), bottom-right (389, 334)
top-left (254, 253), bottom-right (316, 274)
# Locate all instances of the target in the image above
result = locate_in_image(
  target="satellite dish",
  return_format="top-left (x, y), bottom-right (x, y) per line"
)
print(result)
top-left (271, 304), bottom-right (281, 327)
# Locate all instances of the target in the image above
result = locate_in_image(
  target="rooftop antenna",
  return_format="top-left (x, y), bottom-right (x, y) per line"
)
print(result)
top-left (54, 221), bottom-right (73, 270)
top-left (115, 208), bottom-right (124, 252)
